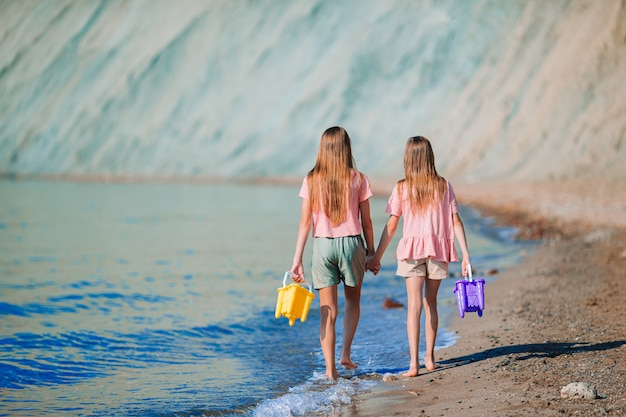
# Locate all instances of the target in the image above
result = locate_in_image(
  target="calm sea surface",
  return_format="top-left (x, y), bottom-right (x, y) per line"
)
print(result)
top-left (0, 180), bottom-right (533, 416)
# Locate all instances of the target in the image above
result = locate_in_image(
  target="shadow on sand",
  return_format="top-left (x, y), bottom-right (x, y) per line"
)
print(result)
top-left (436, 340), bottom-right (626, 370)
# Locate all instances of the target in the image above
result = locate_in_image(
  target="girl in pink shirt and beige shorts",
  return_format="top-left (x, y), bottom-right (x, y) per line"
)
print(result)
top-left (367, 136), bottom-right (472, 378)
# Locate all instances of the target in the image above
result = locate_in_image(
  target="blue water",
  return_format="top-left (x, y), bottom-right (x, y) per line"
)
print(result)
top-left (0, 180), bottom-right (533, 416)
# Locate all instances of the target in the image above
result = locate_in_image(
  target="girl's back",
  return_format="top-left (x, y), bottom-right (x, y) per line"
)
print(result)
top-left (387, 180), bottom-right (459, 263)
top-left (386, 136), bottom-right (460, 263)
top-left (300, 169), bottom-right (371, 238)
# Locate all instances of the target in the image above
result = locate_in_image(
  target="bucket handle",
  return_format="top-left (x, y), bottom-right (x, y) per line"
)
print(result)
top-left (465, 263), bottom-right (473, 282)
top-left (283, 271), bottom-right (313, 292)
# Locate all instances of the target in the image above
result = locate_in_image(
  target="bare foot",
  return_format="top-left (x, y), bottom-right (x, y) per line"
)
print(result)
top-left (339, 358), bottom-right (358, 370)
top-left (424, 356), bottom-right (438, 371)
top-left (425, 363), bottom-right (439, 371)
top-left (401, 368), bottom-right (419, 377)
top-left (326, 371), bottom-right (339, 380)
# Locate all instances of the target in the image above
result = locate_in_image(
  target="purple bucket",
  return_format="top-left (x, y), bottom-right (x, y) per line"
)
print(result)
top-left (453, 265), bottom-right (485, 318)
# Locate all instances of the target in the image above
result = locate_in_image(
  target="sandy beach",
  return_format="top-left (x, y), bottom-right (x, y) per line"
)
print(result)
top-left (2, 2), bottom-right (625, 415)
top-left (346, 179), bottom-right (626, 416)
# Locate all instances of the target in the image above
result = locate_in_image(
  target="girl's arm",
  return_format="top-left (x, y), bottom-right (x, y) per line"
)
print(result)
top-left (452, 212), bottom-right (471, 277)
top-left (367, 214), bottom-right (400, 273)
top-left (291, 198), bottom-right (312, 282)
top-left (359, 199), bottom-right (374, 256)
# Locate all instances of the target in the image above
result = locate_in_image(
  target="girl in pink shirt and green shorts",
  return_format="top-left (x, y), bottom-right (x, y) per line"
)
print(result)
top-left (367, 136), bottom-right (471, 377)
top-left (290, 126), bottom-right (375, 380)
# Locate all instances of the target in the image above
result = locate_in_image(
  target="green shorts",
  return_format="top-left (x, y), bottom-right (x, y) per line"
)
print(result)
top-left (311, 235), bottom-right (366, 290)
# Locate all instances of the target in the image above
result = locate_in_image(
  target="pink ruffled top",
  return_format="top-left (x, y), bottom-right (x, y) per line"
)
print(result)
top-left (386, 180), bottom-right (459, 262)
top-left (299, 170), bottom-right (373, 238)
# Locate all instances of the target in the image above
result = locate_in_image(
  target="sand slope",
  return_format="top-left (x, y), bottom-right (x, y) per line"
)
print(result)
top-left (346, 180), bottom-right (626, 416)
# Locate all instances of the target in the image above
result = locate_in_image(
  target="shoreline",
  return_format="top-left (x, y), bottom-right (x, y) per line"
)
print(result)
top-left (3, 175), bottom-right (625, 415)
top-left (344, 180), bottom-right (626, 416)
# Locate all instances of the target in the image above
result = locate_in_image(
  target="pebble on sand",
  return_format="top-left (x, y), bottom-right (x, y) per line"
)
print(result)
top-left (560, 382), bottom-right (597, 400)
top-left (382, 373), bottom-right (398, 382)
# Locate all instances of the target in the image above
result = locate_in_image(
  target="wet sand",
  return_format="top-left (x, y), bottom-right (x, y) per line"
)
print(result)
top-left (346, 179), bottom-right (626, 416)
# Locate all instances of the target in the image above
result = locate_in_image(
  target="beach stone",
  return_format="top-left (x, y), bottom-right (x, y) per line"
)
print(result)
top-left (583, 229), bottom-right (613, 243)
top-left (560, 382), bottom-right (597, 400)
top-left (382, 298), bottom-right (404, 309)
top-left (382, 373), bottom-right (397, 382)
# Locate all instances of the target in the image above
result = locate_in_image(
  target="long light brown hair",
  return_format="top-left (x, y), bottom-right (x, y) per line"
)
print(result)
top-left (307, 126), bottom-right (358, 226)
top-left (397, 136), bottom-right (447, 212)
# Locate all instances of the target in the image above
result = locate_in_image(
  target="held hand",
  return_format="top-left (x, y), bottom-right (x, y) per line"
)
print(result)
top-left (462, 259), bottom-right (471, 277)
top-left (365, 255), bottom-right (381, 275)
top-left (290, 263), bottom-right (305, 283)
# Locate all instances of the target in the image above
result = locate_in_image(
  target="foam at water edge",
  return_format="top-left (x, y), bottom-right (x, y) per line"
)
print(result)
top-left (251, 372), bottom-right (378, 417)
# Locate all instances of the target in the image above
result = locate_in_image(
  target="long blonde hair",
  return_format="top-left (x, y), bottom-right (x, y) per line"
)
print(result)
top-left (398, 136), bottom-right (447, 212)
top-left (307, 126), bottom-right (357, 226)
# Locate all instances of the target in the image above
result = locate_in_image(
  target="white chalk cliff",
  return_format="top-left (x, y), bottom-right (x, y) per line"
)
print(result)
top-left (1, 0), bottom-right (624, 182)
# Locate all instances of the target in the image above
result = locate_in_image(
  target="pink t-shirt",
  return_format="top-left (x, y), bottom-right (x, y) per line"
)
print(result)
top-left (299, 170), bottom-right (373, 238)
top-left (386, 180), bottom-right (459, 262)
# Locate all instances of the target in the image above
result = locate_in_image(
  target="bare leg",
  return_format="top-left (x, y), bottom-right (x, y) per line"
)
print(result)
top-left (319, 285), bottom-right (339, 380)
top-left (402, 276), bottom-right (425, 377)
top-left (423, 278), bottom-right (441, 371)
top-left (340, 281), bottom-right (362, 369)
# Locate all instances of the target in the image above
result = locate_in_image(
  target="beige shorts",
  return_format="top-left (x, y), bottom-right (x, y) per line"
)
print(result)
top-left (396, 258), bottom-right (449, 280)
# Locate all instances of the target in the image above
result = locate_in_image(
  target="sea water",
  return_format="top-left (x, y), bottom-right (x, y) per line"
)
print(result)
top-left (0, 180), bottom-right (532, 416)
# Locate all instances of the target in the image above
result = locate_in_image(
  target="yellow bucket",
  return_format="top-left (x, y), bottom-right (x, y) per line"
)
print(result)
top-left (275, 271), bottom-right (315, 326)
